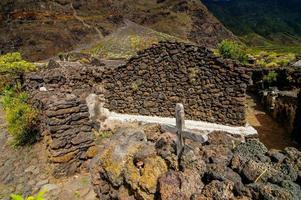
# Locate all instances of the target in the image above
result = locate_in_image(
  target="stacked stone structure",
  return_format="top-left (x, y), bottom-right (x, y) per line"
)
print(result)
top-left (103, 42), bottom-right (251, 126)
top-left (25, 63), bottom-right (99, 177)
top-left (260, 89), bottom-right (298, 132)
top-left (293, 91), bottom-right (301, 143)
top-left (251, 66), bottom-right (301, 91)
top-left (25, 41), bottom-right (253, 176)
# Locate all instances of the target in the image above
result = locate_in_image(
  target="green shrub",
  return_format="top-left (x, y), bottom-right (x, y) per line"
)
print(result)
top-left (265, 62), bottom-right (278, 68)
top-left (0, 52), bottom-right (36, 75)
top-left (93, 130), bottom-right (113, 140)
top-left (1, 87), bottom-right (38, 146)
top-left (218, 40), bottom-right (248, 63)
top-left (0, 52), bottom-right (36, 91)
top-left (251, 50), bottom-right (296, 68)
top-left (263, 71), bottom-right (278, 84)
top-left (10, 189), bottom-right (46, 200)
top-left (0, 53), bottom-right (38, 146)
top-left (79, 58), bottom-right (90, 64)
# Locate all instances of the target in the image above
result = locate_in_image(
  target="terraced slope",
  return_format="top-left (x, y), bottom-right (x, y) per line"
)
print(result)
top-left (0, 0), bottom-right (234, 61)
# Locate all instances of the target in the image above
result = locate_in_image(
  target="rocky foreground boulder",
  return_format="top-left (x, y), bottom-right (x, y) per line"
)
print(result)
top-left (90, 125), bottom-right (301, 200)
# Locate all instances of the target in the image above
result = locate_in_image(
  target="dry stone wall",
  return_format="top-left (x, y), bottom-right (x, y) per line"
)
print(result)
top-left (102, 42), bottom-right (251, 126)
top-left (25, 63), bottom-right (100, 177)
top-left (25, 61), bottom-right (104, 98)
top-left (24, 41), bottom-right (252, 176)
top-left (29, 91), bottom-right (96, 177)
top-left (293, 92), bottom-right (301, 144)
top-left (251, 67), bottom-right (301, 91)
top-left (260, 89), bottom-right (298, 133)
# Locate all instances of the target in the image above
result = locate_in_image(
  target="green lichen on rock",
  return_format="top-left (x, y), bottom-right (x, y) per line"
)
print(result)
top-left (139, 156), bottom-right (168, 194)
top-left (99, 143), bottom-right (143, 186)
top-left (124, 155), bottom-right (168, 200)
top-left (96, 128), bottom-right (168, 199)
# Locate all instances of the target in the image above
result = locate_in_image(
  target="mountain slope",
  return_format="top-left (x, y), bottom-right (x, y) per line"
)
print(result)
top-left (0, 0), bottom-right (234, 61)
top-left (86, 20), bottom-right (183, 59)
top-left (202, 0), bottom-right (301, 47)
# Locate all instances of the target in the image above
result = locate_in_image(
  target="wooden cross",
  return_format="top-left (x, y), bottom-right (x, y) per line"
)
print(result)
top-left (176, 103), bottom-right (185, 157)
top-left (161, 103), bottom-right (209, 158)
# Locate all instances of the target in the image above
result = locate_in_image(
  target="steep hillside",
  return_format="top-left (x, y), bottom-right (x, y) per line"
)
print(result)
top-left (86, 20), bottom-right (183, 59)
top-left (0, 0), bottom-right (234, 61)
top-left (202, 0), bottom-right (301, 50)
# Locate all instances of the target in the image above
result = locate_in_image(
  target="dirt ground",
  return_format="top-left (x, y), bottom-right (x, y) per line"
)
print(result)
top-left (246, 94), bottom-right (298, 149)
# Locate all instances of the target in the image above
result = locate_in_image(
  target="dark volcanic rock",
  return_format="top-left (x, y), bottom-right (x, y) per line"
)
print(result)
top-left (103, 41), bottom-right (251, 126)
top-left (159, 170), bottom-right (204, 200)
top-left (47, 59), bottom-right (61, 69)
top-left (90, 131), bottom-right (301, 200)
top-left (193, 180), bottom-right (235, 200)
top-left (29, 91), bottom-right (95, 177)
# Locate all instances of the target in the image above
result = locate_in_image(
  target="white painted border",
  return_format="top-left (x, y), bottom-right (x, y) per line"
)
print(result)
top-left (107, 112), bottom-right (258, 136)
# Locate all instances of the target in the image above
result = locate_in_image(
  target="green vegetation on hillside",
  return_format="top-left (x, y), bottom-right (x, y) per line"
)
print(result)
top-left (1, 87), bottom-right (39, 146)
top-left (0, 52), bottom-right (36, 91)
top-left (203, 0), bottom-right (301, 53)
top-left (0, 53), bottom-right (38, 146)
top-left (10, 189), bottom-right (46, 200)
top-left (218, 40), bottom-right (248, 63)
top-left (249, 50), bottom-right (295, 68)
top-left (263, 71), bottom-right (278, 85)
top-left (217, 40), bottom-right (297, 68)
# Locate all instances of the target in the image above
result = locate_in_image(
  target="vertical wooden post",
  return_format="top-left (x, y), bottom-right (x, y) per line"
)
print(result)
top-left (175, 103), bottom-right (185, 157)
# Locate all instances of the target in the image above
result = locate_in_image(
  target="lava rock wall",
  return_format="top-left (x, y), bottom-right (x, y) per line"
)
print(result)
top-left (29, 92), bottom-right (96, 177)
top-left (293, 92), bottom-right (301, 143)
top-left (251, 67), bottom-right (301, 91)
top-left (103, 41), bottom-right (251, 126)
top-left (25, 63), bottom-right (101, 177)
top-left (260, 90), bottom-right (298, 132)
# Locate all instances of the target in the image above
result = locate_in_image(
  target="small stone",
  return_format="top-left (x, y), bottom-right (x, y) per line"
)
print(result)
top-left (48, 59), bottom-right (61, 69)
top-left (50, 151), bottom-right (77, 163)
top-left (36, 179), bottom-right (49, 188)
top-left (28, 179), bottom-right (37, 186)
top-left (41, 184), bottom-right (59, 192)
top-left (39, 87), bottom-right (47, 92)
top-left (25, 165), bottom-right (39, 174)
top-left (268, 149), bottom-right (286, 163)
top-left (86, 146), bottom-right (98, 158)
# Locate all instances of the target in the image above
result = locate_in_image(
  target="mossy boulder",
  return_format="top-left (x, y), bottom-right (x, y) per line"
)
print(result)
top-left (91, 128), bottom-right (168, 199)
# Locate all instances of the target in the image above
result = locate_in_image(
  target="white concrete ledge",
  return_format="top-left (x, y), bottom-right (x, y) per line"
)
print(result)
top-left (107, 112), bottom-right (258, 137)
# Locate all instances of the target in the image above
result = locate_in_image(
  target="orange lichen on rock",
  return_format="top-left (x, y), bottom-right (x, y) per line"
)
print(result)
top-left (139, 156), bottom-right (168, 194)
top-left (50, 151), bottom-right (78, 163)
top-left (86, 146), bottom-right (98, 158)
top-left (124, 155), bottom-right (168, 200)
top-left (99, 143), bottom-right (143, 186)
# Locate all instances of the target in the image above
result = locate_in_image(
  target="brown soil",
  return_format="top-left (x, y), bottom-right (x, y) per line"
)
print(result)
top-left (246, 94), bottom-right (298, 150)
